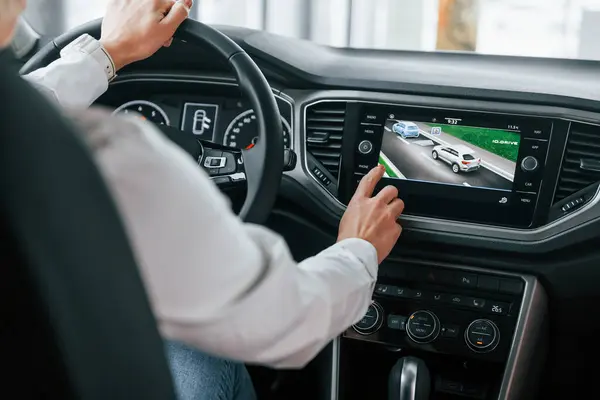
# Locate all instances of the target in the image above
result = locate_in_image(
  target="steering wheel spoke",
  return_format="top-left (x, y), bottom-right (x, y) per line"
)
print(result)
top-left (198, 140), bottom-right (247, 190)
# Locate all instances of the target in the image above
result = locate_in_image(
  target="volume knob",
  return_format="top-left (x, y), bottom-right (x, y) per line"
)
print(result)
top-left (521, 156), bottom-right (539, 173)
top-left (358, 140), bottom-right (374, 155)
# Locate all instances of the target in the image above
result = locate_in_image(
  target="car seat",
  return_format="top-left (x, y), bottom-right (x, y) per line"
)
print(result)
top-left (0, 49), bottom-right (177, 399)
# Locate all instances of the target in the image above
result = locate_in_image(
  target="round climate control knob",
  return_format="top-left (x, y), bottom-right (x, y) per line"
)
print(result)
top-left (465, 319), bottom-right (500, 353)
top-left (521, 156), bottom-right (539, 173)
top-left (406, 310), bottom-right (441, 343)
top-left (352, 302), bottom-right (384, 335)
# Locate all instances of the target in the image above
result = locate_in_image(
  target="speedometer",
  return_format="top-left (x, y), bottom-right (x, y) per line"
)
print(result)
top-left (113, 100), bottom-right (170, 126)
top-left (223, 110), bottom-right (291, 150)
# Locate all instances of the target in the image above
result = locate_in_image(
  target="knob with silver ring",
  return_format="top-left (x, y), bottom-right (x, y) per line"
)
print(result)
top-left (358, 140), bottom-right (374, 155)
top-left (352, 302), bottom-right (384, 335)
top-left (521, 156), bottom-right (539, 172)
top-left (406, 310), bottom-right (441, 344)
top-left (465, 319), bottom-right (500, 353)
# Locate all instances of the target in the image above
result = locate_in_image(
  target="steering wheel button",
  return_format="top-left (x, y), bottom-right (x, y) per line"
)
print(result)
top-left (204, 156), bottom-right (227, 169)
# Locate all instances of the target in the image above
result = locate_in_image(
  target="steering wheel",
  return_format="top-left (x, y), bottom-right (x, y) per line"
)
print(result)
top-left (20, 19), bottom-right (284, 224)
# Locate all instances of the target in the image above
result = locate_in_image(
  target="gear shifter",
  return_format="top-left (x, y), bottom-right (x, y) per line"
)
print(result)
top-left (388, 357), bottom-right (431, 400)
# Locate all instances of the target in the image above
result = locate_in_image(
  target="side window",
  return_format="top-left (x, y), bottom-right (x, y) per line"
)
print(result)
top-left (450, 149), bottom-right (459, 157)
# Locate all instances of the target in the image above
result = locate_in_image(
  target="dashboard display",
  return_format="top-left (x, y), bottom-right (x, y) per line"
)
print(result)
top-left (380, 118), bottom-right (521, 192)
top-left (181, 103), bottom-right (220, 141)
top-left (223, 110), bottom-right (291, 150)
top-left (108, 84), bottom-right (294, 151)
top-left (113, 100), bottom-right (170, 126)
top-left (343, 103), bottom-right (553, 228)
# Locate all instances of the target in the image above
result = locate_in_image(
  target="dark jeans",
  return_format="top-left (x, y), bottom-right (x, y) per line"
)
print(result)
top-left (166, 340), bottom-right (257, 400)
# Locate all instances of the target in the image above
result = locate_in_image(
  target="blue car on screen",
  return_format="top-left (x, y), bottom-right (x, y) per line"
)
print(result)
top-left (392, 121), bottom-right (420, 138)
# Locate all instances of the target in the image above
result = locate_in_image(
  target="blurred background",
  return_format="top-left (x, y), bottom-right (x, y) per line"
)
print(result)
top-left (22, 0), bottom-right (600, 60)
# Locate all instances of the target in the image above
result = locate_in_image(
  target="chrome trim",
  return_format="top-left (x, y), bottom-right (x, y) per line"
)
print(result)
top-left (300, 95), bottom-right (600, 246)
top-left (329, 260), bottom-right (547, 400)
top-left (399, 359), bottom-right (418, 400)
top-left (210, 172), bottom-right (247, 182)
top-left (109, 75), bottom-right (295, 150)
top-left (500, 277), bottom-right (547, 400)
top-left (330, 337), bottom-right (340, 400)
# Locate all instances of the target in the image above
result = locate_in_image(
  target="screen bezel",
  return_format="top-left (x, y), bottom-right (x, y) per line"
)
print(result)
top-left (338, 103), bottom-right (554, 229)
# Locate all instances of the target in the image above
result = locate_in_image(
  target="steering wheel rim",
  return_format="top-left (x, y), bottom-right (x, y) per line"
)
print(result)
top-left (21, 18), bottom-right (284, 225)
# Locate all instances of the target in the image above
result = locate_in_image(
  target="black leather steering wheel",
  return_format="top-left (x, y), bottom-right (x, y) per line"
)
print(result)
top-left (21, 19), bottom-right (284, 224)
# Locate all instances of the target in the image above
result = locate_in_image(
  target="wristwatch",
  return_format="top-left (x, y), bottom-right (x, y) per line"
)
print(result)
top-left (60, 34), bottom-right (117, 82)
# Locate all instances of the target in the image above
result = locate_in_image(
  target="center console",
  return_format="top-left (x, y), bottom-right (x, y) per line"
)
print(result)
top-left (338, 102), bottom-right (556, 229)
top-left (336, 261), bottom-right (546, 400)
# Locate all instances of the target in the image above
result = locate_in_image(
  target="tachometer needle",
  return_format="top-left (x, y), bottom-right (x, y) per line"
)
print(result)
top-left (245, 143), bottom-right (255, 150)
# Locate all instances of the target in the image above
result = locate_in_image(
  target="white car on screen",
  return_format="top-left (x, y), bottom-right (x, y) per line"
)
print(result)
top-left (431, 144), bottom-right (481, 173)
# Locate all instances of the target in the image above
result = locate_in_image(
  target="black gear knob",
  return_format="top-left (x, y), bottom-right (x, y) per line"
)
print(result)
top-left (388, 357), bottom-right (431, 400)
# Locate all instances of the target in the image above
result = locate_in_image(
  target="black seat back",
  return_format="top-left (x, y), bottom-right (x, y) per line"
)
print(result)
top-left (0, 50), bottom-right (177, 400)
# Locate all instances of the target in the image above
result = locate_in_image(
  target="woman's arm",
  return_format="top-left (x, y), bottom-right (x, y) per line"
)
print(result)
top-left (23, 45), bottom-right (110, 109)
top-left (70, 109), bottom-right (402, 368)
top-left (22, 0), bottom-right (191, 109)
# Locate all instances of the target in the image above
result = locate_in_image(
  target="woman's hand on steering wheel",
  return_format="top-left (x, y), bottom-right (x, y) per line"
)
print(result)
top-left (100, 0), bottom-right (192, 71)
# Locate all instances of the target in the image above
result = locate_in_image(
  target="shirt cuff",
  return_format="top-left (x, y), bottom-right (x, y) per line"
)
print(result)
top-left (60, 34), bottom-right (116, 82)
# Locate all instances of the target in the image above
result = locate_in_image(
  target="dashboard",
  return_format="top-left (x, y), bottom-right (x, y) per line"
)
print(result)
top-left (101, 73), bottom-right (600, 253)
top-left (91, 25), bottom-right (600, 400)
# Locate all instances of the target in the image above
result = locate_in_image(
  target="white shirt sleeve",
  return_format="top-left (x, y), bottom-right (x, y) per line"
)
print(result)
top-left (22, 50), bottom-right (108, 109)
top-left (72, 109), bottom-right (378, 369)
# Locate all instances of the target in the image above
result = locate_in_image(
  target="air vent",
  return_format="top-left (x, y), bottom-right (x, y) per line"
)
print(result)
top-left (306, 101), bottom-right (347, 178)
top-left (554, 122), bottom-right (600, 203)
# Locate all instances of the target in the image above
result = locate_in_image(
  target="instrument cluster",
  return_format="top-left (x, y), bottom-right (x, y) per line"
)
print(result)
top-left (113, 94), bottom-right (293, 151)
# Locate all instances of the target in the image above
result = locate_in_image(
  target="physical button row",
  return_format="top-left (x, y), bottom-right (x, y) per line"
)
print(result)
top-left (380, 267), bottom-right (525, 295)
top-left (374, 284), bottom-right (510, 316)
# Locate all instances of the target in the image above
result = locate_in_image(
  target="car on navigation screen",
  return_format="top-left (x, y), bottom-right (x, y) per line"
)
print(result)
top-left (392, 121), bottom-right (420, 138)
top-left (432, 144), bottom-right (481, 173)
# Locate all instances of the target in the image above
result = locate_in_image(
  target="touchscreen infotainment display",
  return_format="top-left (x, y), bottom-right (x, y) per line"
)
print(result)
top-left (379, 119), bottom-right (521, 192)
top-left (341, 104), bottom-right (552, 228)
